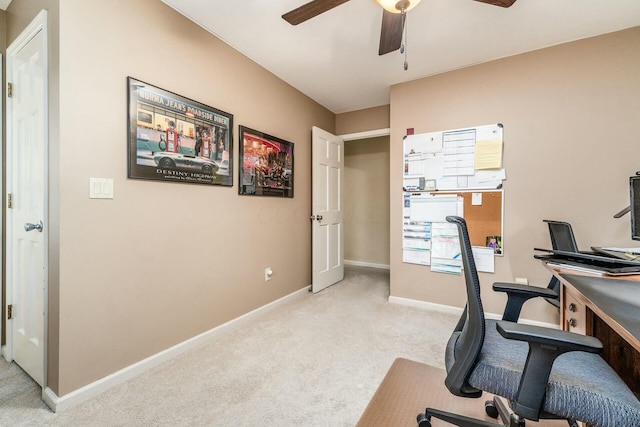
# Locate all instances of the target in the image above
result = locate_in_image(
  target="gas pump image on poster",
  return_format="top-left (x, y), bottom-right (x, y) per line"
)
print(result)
top-left (165, 120), bottom-right (179, 153)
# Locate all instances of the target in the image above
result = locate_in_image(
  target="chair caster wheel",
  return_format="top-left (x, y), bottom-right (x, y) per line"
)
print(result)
top-left (485, 399), bottom-right (499, 418)
top-left (416, 412), bottom-right (432, 427)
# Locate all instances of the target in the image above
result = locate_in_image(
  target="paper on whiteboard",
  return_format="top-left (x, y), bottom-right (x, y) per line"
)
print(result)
top-left (467, 169), bottom-right (506, 189)
top-left (472, 246), bottom-right (495, 273)
top-left (442, 129), bottom-right (476, 176)
top-left (409, 194), bottom-right (458, 222)
top-left (435, 176), bottom-right (461, 191)
top-left (403, 249), bottom-right (431, 265)
top-left (474, 139), bottom-right (503, 170)
top-left (403, 217), bottom-right (432, 265)
top-left (404, 133), bottom-right (443, 154)
top-left (431, 222), bottom-right (462, 274)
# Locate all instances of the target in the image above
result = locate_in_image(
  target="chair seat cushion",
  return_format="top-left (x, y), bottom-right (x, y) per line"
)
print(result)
top-left (465, 319), bottom-right (640, 427)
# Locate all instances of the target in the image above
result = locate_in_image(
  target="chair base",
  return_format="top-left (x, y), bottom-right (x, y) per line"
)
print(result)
top-left (417, 396), bottom-right (578, 427)
top-left (417, 407), bottom-right (507, 427)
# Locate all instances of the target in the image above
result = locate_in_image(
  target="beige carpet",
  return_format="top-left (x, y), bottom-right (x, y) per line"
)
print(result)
top-left (0, 266), bottom-right (551, 426)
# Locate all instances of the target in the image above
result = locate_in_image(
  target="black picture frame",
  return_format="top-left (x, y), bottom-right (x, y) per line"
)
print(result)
top-left (238, 126), bottom-right (294, 197)
top-left (127, 77), bottom-right (233, 186)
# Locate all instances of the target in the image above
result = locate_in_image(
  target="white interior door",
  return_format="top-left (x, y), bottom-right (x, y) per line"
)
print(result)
top-left (311, 126), bottom-right (344, 293)
top-left (5, 10), bottom-right (48, 387)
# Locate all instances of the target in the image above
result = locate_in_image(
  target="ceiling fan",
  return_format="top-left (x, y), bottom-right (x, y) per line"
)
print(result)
top-left (282, 0), bottom-right (517, 56)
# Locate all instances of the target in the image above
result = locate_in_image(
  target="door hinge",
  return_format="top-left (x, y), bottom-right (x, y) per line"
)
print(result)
top-left (7, 193), bottom-right (13, 209)
top-left (7, 82), bottom-right (12, 98)
top-left (7, 305), bottom-right (12, 320)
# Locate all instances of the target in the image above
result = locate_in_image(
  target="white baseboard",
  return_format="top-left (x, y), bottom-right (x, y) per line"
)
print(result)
top-left (388, 295), bottom-right (559, 330)
top-left (388, 296), bottom-right (463, 315)
top-left (43, 286), bottom-right (310, 412)
top-left (344, 259), bottom-right (390, 270)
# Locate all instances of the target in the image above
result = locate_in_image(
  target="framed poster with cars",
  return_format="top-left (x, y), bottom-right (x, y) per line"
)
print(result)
top-left (127, 77), bottom-right (233, 186)
top-left (238, 126), bottom-right (294, 198)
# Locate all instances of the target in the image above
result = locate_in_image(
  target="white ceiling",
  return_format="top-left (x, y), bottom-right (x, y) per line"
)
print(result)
top-left (46, 1), bottom-right (640, 114)
top-left (161, 0), bottom-right (640, 113)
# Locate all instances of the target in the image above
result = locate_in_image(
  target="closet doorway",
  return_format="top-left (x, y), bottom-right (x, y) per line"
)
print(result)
top-left (342, 129), bottom-right (390, 270)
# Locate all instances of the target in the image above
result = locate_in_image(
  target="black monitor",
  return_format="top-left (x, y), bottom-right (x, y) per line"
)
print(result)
top-left (631, 176), bottom-right (640, 240)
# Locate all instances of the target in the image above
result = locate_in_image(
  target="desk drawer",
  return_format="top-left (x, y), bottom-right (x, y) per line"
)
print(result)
top-left (563, 288), bottom-right (586, 335)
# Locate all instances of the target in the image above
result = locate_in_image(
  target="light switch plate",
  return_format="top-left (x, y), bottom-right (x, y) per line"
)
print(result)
top-left (90, 178), bottom-right (114, 199)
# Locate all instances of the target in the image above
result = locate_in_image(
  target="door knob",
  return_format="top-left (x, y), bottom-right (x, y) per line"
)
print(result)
top-left (25, 221), bottom-right (43, 232)
top-left (316, 215), bottom-right (323, 221)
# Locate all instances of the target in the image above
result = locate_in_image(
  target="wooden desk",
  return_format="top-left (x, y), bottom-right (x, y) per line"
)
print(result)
top-left (546, 265), bottom-right (640, 396)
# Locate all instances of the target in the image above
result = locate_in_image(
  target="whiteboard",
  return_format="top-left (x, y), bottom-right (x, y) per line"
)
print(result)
top-left (403, 124), bottom-right (505, 191)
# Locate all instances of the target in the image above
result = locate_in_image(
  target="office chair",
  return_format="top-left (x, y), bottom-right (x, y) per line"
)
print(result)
top-left (545, 219), bottom-right (580, 253)
top-left (544, 220), bottom-right (581, 308)
top-left (417, 216), bottom-right (640, 427)
top-left (494, 219), bottom-right (577, 317)
top-left (486, 220), bottom-right (574, 322)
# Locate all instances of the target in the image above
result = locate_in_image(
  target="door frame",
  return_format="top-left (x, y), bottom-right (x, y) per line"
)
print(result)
top-left (308, 126), bottom-right (390, 289)
top-left (338, 127), bottom-right (391, 262)
top-left (3, 9), bottom-right (49, 389)
top-left (338, 128), bottom-right (390, 143)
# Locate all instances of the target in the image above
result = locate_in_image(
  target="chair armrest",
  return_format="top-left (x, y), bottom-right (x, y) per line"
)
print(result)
top-left (496, 321), bottom-right (602, 353)
top-left (493, 282), bottom-right (559, 299)
top-left (493, 282), bottom-right (559, 322)
top-left (495, 321), bottom-right (602, 421)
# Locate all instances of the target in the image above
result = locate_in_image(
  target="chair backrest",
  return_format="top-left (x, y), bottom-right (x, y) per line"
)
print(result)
top-left (543, 220), bottom-right (578, 308)
top-left (443, 216), bottom-right (486, 397)
top-left (544, 220), bottom-right (579, 252)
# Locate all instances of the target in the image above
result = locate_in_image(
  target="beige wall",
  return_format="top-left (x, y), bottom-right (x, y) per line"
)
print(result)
top-left (6, 0), bottom-right (58, 43)
top-left (344, 136), bottom-right (390, 266)
top-left (390, 27), bottom-right (640, 324)
top-left (0, 11), bottom-right (6, 51)
top-left (7, 0), bottom-right (333, 396)
top-left (336, 105), bottom-right (390, 135)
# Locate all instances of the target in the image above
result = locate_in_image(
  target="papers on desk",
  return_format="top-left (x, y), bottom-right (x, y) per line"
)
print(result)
top-left (546, 262), bottom-right (604, 277)
top-left (601, 247), bottom-right (640, 254)
top-left (535, 248), bottom-right (640, 275)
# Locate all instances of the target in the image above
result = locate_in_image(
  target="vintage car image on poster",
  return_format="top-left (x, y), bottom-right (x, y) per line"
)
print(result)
top-left (127, 77), bottom-right (233, 186)
top-left (239, 126), bottom-right (294, 197)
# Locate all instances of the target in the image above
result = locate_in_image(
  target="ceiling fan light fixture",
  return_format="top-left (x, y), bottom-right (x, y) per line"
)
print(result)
top-left (374, 0), bottom-right (421, 13)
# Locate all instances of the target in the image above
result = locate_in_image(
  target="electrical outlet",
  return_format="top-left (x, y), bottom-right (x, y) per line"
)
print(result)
top-left (264, 267), bottom-right (273, 282)
top-left (515, 277), bottom-right (528, 285)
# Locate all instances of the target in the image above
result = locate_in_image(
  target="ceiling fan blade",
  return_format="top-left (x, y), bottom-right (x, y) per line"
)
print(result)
top-left (473, 0), bottom-right (517, 7)
top-left (378, 10), bottom-right (405, 56)
top-left (282, 0), bottom-right (351, 25)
